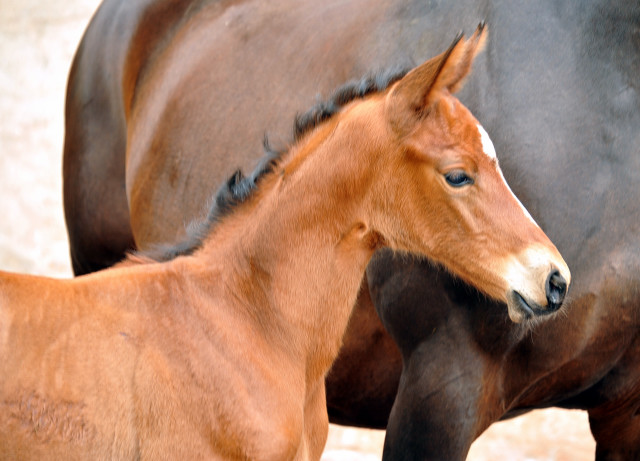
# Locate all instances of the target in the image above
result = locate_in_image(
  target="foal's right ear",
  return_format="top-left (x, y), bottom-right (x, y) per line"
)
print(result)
top-left (387, 24), bottom-right (487, 135)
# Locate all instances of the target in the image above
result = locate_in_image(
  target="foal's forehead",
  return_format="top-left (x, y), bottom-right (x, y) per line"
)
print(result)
top-left (440, 98), bottom-right (498, 163)
top-left (476, 123), bottom-right (497, 160)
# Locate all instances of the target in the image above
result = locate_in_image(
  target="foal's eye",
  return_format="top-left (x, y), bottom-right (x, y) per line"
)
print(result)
top-left (444, 170), bottom-right (474, 188)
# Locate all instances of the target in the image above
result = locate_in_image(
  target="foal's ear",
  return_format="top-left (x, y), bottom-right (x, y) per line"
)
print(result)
top-left (387, 24), bottom-right (487, 133)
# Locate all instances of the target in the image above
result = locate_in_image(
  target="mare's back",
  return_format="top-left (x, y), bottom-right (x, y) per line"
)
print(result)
top-left (121, 0), bottom-right (639, 254)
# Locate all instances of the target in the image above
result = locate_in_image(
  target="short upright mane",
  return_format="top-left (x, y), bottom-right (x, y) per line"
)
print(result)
top-left (139, 66), bottom-right (410, 262)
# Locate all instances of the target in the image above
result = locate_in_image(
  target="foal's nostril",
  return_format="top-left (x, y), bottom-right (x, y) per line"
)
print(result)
top-left (545, 270), bottom-right (567, 311)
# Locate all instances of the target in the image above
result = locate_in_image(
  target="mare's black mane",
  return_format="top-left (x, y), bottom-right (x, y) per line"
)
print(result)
top-left (142, 66), bottom-right (410, 262)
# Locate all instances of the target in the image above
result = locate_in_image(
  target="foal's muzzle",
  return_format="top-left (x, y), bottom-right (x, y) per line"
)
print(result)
top-left (508, 268), bottom-right (568, 321)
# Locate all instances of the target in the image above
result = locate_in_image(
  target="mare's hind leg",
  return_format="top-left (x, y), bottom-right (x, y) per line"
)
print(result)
top-left (587, 339), bottom-right (640, 461)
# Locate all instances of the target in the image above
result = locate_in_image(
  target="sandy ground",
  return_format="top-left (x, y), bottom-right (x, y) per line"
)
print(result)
top-left (0, 1), bottom-right (597, 459)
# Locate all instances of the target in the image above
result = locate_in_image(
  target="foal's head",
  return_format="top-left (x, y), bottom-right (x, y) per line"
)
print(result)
top-left (310, 25), bottom-right (570, 322)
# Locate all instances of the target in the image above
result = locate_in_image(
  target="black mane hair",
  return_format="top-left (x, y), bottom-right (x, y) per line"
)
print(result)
top-left (141, 65), bottom-right (411, 262)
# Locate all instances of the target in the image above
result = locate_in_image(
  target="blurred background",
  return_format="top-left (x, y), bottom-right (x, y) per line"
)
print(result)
top-left (0, 1), bottom-right (596, 459)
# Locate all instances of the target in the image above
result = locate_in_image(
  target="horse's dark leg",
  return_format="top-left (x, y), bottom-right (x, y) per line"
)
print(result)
top-left (381, 339), bottom-right (483, 461)
top-left (63, 37), bottom-right (134, 275)
top-left (368, 252), bottom-right (490, 461)
top-left (586, 337), bottom-right (640, 461)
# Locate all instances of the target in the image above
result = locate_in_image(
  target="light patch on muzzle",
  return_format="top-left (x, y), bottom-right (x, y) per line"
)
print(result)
top-left (501, 244), bottom-right (571, 323)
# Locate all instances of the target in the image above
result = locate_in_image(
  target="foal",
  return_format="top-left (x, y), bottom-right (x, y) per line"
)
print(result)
top-left (0, 28), bottom-right (569, 460)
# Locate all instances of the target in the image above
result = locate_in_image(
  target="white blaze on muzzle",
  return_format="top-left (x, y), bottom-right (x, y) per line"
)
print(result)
top-left (476, 123), bottom-right (571, 323)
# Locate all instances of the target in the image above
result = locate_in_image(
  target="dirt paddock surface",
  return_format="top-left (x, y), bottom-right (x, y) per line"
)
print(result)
top-left (0, 1), bottom-right (597, 459)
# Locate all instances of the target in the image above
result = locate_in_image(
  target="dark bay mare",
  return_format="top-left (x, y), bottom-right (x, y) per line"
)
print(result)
top-left (63, 0), bottom-right (640, 459)
top-left (1, 30), bottom-right (569, 459)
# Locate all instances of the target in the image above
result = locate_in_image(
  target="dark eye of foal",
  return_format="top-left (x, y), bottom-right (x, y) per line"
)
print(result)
top-left (445, 170), bottom-right (474, 188)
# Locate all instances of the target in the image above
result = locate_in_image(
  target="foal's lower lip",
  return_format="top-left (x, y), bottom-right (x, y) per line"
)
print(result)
top-left (514, 291), bottom-right (534, 319)
top-left (514, 291), bottom-right (556, 318)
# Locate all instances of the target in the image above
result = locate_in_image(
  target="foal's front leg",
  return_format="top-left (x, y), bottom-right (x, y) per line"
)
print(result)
top-left (299, 380), bottom-right (329, 461)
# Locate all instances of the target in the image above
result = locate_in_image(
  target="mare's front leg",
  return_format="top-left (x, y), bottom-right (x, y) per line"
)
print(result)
top-left (368, 251), bottom-right (495, 461)
top-left (382, 340), bottom-right (484, 461)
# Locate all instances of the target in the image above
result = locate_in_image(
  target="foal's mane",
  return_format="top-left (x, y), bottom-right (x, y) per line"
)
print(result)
top-left (137, 66), bottom-right (410, 263)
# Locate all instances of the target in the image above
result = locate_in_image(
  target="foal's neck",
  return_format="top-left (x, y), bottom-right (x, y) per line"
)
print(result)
top-left (199, 119), bottom-right (384, 380)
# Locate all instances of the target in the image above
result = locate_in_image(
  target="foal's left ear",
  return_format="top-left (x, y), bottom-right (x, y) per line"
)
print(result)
top-left (387, 24), bottom-right (487, 134)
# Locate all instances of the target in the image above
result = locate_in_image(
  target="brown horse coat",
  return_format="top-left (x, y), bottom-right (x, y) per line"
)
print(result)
top-left (2, 31), bottom-right (569, 459)
top-left (62, 1), bottom-right (640, 459)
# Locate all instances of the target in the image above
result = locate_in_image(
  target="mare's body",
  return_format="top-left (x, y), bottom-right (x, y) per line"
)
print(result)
top-left (3, 32), bottom-right (570, 459)
top-left (63, 0), bottom-right (640, 459)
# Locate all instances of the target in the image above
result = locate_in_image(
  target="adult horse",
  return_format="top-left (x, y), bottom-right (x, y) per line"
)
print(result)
top-left (0, 31), bottom-right (570, 459)
top-left (63, 0), bottom-right (640, 459)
